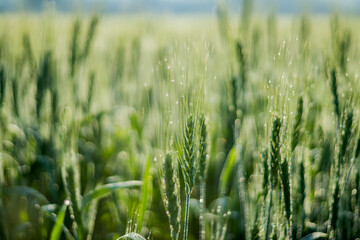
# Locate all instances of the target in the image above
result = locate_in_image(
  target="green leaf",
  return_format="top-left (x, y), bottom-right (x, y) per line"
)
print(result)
top-left (82, 181), bottom-right (142, 209)
top-left (50, 201), bottom-right (69, 240)
top-left (41, 205), bottom-right (75, 240)
top-left (118, 232), bottom-right (146, 240)
top-left (219, 147), bottom-right (237, 195)
top-left (5, 186), bottom-right (49, 204)
top-left (137, 156), bottom-right (152, 231)
top-left (301, 232), bottom-right (328, 240)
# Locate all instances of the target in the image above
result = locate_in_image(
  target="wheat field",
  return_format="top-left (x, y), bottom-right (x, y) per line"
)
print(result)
top-left (0, 2), bottom-right (360, 240)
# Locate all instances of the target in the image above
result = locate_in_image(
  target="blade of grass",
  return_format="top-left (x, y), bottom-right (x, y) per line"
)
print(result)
top-left (6, 186), bottom-right (49, 204)
top-left (82, 181), bottom-right (142, 210)
top-left (50, 201), bottom-right (69, 240)
top-left (41, 204), bottom-right (75, 240)
top-left (219, 146), bottom-right (236, 196)
top-left (137, 156), bottom-right (152, 232)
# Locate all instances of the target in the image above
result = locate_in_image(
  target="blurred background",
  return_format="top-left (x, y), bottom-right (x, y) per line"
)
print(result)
top-left (1, 0), bottom-right (360, 239)
top-left (1, 0), bottom-right (360, 14)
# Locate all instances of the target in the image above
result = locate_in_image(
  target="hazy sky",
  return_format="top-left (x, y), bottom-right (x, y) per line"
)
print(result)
top-left (1, 0), bottom-right (359, 14)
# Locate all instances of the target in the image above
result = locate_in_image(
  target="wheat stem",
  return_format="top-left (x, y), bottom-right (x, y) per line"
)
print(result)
top-left (183, 193), bottom-right (190, 240)
top-left (163, 153), bottom-right (181, 240)
top-left (199, 114), bottom-right (207, 240)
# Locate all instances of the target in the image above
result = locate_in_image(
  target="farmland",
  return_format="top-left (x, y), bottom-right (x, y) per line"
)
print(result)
top-left (0, 3), bottom-right (360, 240)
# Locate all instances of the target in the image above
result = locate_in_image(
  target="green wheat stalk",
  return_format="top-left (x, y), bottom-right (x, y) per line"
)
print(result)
top-left (70, 18), bottom-right (80, 77)
top-left (297, 159), bottom-right (306, 239)
top-left (291, 97), bottom-right (303, 153)
top-left (270, 116), bottom-right (281, 188)
top-left (266, 116), bottom-right (282, 240)
top-left (179, 114), bottom-right (197, 240)
top-left (280, 157), bottom-right (292, 240)
top-left (62, 164), bottom-right (85, 240)
top-left (0, 65), bottom-right (6, 109)
top-left (163, 153), bottom-right (181, 240)
top-left (198, 114), bottom-right (207, 240)
top-left (262, 149), bottom-right (269, 199)
top-left (11, 78), bottom-right (19, 117)
top-left (330, 69), bottom-right (340, 126)
top-left (81, 15), bottom-right (99, 61)
top-left (329, 110), bottom-right (353, 235)
top-left (36, 51), bottom-right (53, 120)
